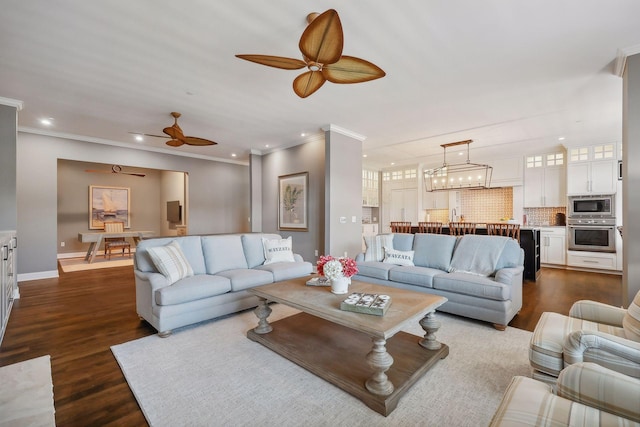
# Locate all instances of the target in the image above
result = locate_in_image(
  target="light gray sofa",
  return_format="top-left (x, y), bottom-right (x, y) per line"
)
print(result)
top-left (134, 233), bottom-right (313, 336)
top-left (354, 233), bottom-right (524, 329)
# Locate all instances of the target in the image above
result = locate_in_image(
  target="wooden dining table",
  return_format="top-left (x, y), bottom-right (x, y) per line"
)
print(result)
top-left (77, 230), bottom-right (154, 263)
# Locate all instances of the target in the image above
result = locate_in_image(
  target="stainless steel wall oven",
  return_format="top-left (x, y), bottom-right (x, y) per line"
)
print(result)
top-left (568, 218), bottom-right (616, 252)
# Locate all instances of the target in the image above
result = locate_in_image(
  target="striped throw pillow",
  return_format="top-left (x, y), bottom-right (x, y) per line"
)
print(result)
top-left (147, 240), bottom-right (194, 285)
top-left (363, 234), bottom-right (394, 262)
top-left (623, 290), bottom-right (640, 341)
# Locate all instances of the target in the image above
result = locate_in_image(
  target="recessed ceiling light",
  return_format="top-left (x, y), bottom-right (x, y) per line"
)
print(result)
top-left (40, 118), bottom-right (53, 126)
top-left (231, 153), bottom-right (237, 157)
top-left (558, 136), bottom-right (566, 141)
top-left (301, 133), bottom-right (306, 137)
top-left (134, 135), bottom-right (143, 142)
top-left (391, 162), bottom-right (395, 165)
top-left (265, 144), bottom-right (270, 148)
top-left (362, 154), bottom-right (368, 158)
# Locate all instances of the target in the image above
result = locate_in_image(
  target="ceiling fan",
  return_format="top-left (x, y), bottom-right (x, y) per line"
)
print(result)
top-left (236, 9), bottom-right (385, 98)
top-left (132, 112), bottom-right (217, 147)
top-left (85, 165), bottom-right (146, 177)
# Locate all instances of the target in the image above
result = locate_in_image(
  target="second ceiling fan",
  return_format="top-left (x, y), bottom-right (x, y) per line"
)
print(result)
top-left (136, 112), bottom-right (217, 147)
top-left (236, 9), bottom-right (386, 98)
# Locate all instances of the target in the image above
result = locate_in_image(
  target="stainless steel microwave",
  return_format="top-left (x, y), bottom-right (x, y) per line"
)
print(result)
top-left (568, 194), bottom-right (614, 218)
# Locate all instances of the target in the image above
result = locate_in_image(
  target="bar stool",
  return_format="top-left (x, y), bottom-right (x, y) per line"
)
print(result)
top-left (390, 221), bottom-right (412, 233)
top-left (418, 222), bottom-right (443, 234)
top-left (449, 222), bottom-right (477, 236)
top-left (487, 223), bottom-right (520, 242)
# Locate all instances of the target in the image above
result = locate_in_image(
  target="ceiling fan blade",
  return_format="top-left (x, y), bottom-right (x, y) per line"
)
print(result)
top-left (235, 54), bottom-right (306, 70)
top-left (293, 71), bottom-right (326, 98)
top-left (163, 124), bottom-right (185, 141)
top-left (85, 169), bottom-right (112, 174)
top-left (166, 139), bottom-right (184, 147)
top-left (123, 172), bottom-right (146, 177)
top-left (184, 136), bottom-right (216, 146)
top-left (322, 55), bottom-right (386, 83)
top-left (299, 9), bottom-right (343, 65)
top-left (128, 132), bottom-right (169, 139)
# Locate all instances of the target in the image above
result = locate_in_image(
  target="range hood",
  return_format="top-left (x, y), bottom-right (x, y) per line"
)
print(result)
top-left (424, 140), bottom-right (493, 192)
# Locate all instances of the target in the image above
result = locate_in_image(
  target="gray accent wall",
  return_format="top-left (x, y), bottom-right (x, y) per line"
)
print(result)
top-left (623, 53), bottom-right (640, 305)
top-left (0, 105), bottom-right (17, 230)
top-left (261, 137), bottom-right (325, 263)
top-left (17, 132), bottom-right (249, 277)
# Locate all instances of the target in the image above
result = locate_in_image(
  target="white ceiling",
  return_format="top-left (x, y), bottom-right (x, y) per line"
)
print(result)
top-left (2, 1), bottom-right (640, 169)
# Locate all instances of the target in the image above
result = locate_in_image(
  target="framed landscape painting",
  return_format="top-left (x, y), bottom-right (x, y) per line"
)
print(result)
top-left (89, 185), bottom-right (130, 229)
top-left (278, 172), bottom-right (308, 231)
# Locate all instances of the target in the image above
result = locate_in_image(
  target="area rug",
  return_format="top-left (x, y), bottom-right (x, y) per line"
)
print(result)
top-left (0, 355), bottom-right (56, 426)
top-left (58, 256), bottom-right (133, 272)
top-left (112, 305), bottom-right (533, 427)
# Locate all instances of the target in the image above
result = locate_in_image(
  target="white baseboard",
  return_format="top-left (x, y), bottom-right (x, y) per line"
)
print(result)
top-left (17, 270), bottom-right (59, 282)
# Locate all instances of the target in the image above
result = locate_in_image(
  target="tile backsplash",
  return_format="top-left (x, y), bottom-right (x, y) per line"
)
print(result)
top-left (523, 207), bottom-right (567, 226)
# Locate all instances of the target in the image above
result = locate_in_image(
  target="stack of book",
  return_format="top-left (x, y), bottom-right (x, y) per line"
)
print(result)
top-left (340, 293), bottom-right (391, 316)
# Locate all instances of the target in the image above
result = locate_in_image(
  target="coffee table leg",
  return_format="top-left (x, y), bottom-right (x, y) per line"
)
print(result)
top-left (252, 297), bottom-right (273, 334)
top-left (419, 311), bottom-right (442, 350)
top-left (365, 337), bottom-right (394, 396)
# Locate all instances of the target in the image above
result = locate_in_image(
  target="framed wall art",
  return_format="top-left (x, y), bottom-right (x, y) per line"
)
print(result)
top-left (89, 185), bottom-right (130, 229)
top-left (278, 172), bottom-right (308, 231)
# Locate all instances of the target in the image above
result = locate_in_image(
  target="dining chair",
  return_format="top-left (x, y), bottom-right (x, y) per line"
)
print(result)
top-left (418, 222), bottom-right (443, 234)
top-left (390, 221), bottom-right (412, 233)
top-left (448, 222), bottom-right (477, 236)
top-left (487, 223), bottom-right (521, 242)
top-left (103, 221), bottom-right (131, 259)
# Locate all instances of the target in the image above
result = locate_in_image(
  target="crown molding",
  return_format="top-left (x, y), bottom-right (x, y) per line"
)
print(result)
top-left (18, 127), bottom-right (249, 166)
top-left (613, 44), bottom-right (640, 77)
top-left (0, 97), bottom-right (24, 110)
top-left (321, 124), bottom-right (366, 141)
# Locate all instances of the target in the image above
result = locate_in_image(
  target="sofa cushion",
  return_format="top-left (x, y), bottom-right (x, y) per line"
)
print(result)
top-left (136, 236), bottom-right (206, 275)
top-left (363, 234), bottom-right (394, 261)
top-left (241, 233), bottom-right (282, 268)
top-left (622, 290), bottom-right (640, 341)
top-left (449, 235), bottom-right (509, 276)
top-left (262, 236), bottom-right (295, 264)
top-left (388, 266), bottom-right (442, 288)
top-left (155, 274), bottom-right (231, 306)
top-left (495, 238), bottom-right (524, 270)
top-left (255, 261), bottom-right (313, 282)
top-left (392, 233), bottom-right (415, 251)
top-left (202, 235), bottom-right (248, 274)
top-left (147, 240), bottom-right (194, 285)
top-left (433, 272), bottom-right (510, 301)
top-left (216, 269), bottom-right (274, 292)
top-left (383, 247), bottom-right (415, 266)
top-left (355, 261), bottom-right (396, 280)
top-left (412, 233), bottom-right (457, 271)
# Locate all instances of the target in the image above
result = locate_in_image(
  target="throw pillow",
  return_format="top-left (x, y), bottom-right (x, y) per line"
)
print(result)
top-left (363, 234), bottom-right (394, 262)
top-left (147, 240), bottom-right (194, 285)
top-left (383, 247), bottom-right (415, 266)
top-left (262, 236), bottom-right (295, 265)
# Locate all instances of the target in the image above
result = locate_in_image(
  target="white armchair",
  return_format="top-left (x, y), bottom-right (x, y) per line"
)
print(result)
top-left (490, 362), bottom-right (640, 426)
top-left (529, 291), bottom-right (640, 383)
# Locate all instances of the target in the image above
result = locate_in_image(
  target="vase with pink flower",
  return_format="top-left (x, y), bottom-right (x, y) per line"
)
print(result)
top-left (316, 255), bottom-right (359, 294)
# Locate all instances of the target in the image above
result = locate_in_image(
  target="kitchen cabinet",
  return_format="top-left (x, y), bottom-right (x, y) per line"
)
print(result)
top-left (423, 190), bottom-right (448, 210)
top-left (1, 231), bottom-right (17, 346)
top-left (540, 227), bottom-right (566, 265)
top-left (381, 167), bottom-right (418, 232)
top-left (523, 152), bottom-right (566, 207)
top-left (488, 156), bottom-right (523, 187)
top-left (362, 169), bottom-right (379, 207)
top-left (567, 144), bottom-right (618, 195)
top-left (567, 250), bottom-right (617, 271)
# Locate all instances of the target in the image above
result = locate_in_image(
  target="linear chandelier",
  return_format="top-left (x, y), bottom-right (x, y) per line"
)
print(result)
top-left (424, 140), bottom-right (493, 192)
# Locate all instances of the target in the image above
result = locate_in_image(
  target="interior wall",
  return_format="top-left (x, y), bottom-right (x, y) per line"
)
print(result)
top-left (17, 132), bottom-right (250, 278)
top-left (160, 170), bottom-right (186, 236)
top-left (0, 104), bottom-right (17, 230)
top-left (261, 136), bottom-right (325, 264)
top-left (57, 160), bottom-right (165, 254)
top-left (623, 54), bottom-right (640, 305)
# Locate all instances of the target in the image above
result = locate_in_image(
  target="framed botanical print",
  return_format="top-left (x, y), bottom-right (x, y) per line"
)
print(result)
top-left (278, 172), bottom-right (308, 231)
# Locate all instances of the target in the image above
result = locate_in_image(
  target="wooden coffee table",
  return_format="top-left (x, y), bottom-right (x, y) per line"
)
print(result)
top-left (247, 278), bottom-right (449, 416)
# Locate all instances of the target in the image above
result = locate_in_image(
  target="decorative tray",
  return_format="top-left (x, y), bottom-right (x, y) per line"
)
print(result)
top-left (340, 293), bottom-right (391, 316)
top-left (306, 277), bottom-right (331, 287)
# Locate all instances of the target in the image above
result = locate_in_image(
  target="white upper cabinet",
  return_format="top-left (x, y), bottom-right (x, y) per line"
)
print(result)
top-left (524, 152), bottom-right (566, 207)
top-left (362, 169), bottom-right (379, 207)
top-left (489, 156), bottom-right (523, 187)
top-left (567, 144), bottom-right (617, 195)
top-left (423, 190), bottom-right (448, 210)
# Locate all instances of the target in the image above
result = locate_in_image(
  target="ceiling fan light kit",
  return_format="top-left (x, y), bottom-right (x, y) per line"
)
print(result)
top-left (85, 164), bottom-right (146, 177)
top-left (236, 9), bottom-right (385, 98)
top-left (424, 140), bottom-right (493, 192)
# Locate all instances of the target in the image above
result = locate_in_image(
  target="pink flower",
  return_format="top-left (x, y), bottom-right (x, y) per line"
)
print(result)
top-left (317, 255), bottom-right (358, 278)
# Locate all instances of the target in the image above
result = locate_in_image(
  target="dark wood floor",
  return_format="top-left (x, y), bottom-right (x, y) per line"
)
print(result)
top-left (0, 266), bottom-right (622, 426)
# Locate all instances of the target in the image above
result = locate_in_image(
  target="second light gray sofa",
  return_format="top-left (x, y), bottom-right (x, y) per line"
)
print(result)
top-left (354, 233), bottom-right (525, 329)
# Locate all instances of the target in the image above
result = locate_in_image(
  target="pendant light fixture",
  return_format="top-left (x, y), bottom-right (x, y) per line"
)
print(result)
top-left (424, 140), bottom-right (492, 192)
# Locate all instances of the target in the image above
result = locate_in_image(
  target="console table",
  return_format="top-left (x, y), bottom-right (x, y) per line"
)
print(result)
top-left (78, 230), bottom-right (154, 263)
